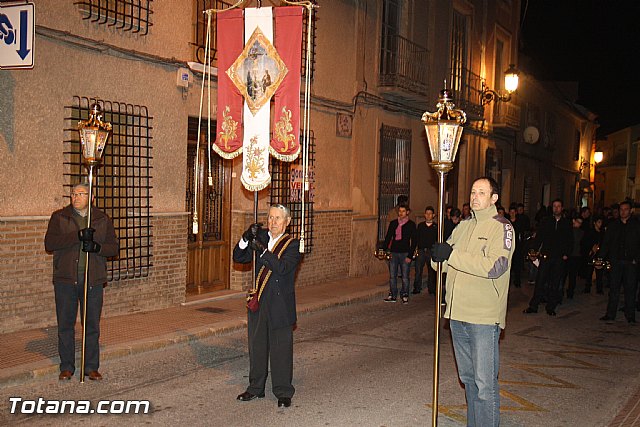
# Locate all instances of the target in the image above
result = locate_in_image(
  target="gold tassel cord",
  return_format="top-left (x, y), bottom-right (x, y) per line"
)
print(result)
top-left (298, 2), bottom-right (314, 253)
top-left (194, 11), bottom-right (214, 235)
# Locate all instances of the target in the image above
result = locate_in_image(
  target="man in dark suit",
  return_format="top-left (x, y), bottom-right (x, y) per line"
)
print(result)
top-left (234, 204), bottom-right (302, 408)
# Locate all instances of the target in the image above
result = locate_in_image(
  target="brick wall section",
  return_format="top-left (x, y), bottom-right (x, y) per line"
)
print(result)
top-left (0, 217), bottom-right (53, 333)
top-left (102, 214), bottom-right (188, 317)
top-left (0, 214), bottom-right (188, 334)
top-left (229, 209), bottom-right (354, 291)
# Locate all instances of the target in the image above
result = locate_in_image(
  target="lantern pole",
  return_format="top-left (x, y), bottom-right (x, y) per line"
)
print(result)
top-left (77, 103), bottom-right (111, 383)
top-left (422, 89), bottom-right (466, 426)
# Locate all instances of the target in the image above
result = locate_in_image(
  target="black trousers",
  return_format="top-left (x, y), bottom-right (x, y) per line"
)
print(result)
top-left (246, 305), bottom-right (294, 399)
top-left (605, 261), bottom-right (637, 321)
top-left (528, 257), bottom-right (567, 312)
top-left (414, 248), bottom-right (436, 293)
top-left (54, 281), bottom-right (103, 373)
top-left (566, 256), bottom-right (582, 298)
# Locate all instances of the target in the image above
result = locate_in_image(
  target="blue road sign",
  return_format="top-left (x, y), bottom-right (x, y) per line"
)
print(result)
top-left (0, 3), bottom-right (34, 69)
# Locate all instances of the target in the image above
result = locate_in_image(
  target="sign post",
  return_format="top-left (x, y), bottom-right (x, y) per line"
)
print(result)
top-left (0, 2), bottom-right (35, 70)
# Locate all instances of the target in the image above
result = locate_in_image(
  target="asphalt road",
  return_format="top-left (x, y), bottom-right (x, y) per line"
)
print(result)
top-left (1, 284), bottom-right (638, 426)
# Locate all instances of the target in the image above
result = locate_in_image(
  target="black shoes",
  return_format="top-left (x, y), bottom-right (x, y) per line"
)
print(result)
top-left (546, 310), bottom-right (557, 316)
top-left (411, 289), bottom-right (421, 294)
top-left (277, 397), bottom-right (292, 408)
top-left (599, 315), bottom-right (613, 321)
top-left (383, 294), bottom-right (397, 303)
top-left (523, 307), bottom-right (538, 314)
top-left (237, 391), bottom-right (265, 401)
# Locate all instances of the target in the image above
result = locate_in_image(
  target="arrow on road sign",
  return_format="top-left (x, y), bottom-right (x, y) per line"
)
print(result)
top-left (16, 10), bottom-right (29, 60)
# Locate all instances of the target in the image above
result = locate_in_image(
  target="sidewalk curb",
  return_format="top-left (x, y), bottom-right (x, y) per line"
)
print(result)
top-left (0, 284), bottom-right (389, 389)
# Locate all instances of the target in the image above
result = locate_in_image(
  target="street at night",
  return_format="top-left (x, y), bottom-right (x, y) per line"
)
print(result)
top-left (1, 283), bottom-right (638, 426)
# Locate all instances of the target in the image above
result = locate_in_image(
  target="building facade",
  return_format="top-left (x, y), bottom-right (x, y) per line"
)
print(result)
top-left (0, 0), bottom-right (581, 334)
top-left (595, 125), bottom-right (640, 208)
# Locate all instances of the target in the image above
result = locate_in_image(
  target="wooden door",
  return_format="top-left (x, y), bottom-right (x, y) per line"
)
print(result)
top-left (185, 140), bottom-right (231, 297)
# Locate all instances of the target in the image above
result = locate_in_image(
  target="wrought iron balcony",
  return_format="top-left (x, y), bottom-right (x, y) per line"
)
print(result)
top-left (492, 100), bottom-right (521, 129)
top-left (447, 66), bottom-right (484, 121)
top-left (379, 35), bottom-right (429, 100)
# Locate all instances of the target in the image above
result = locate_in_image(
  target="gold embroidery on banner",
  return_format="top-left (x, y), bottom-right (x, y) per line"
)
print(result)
top-left (219, 106), bottom-right (238, 150)
top-left (246, 136), bottom-right (266, 179)
top-left (274, 107), bottom-right (296, 152)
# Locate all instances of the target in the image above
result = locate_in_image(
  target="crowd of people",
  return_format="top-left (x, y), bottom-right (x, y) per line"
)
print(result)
top-left (522, 200), bottom-right (640, 322)
top-left (379, 193), bottom-right (640, 323)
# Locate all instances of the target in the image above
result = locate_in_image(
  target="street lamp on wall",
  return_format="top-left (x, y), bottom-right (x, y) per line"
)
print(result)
top-left (422, 88), bottom-right (466, 426)
top-left (481, 64), bottom-right (520, 105)
top-left (594, 151), bottom-right (604, 164)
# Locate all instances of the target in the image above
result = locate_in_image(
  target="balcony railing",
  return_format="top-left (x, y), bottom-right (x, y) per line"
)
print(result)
top-left (379, 35), bottom-right (429, 97)
top-left (448, 66), bottom-right (484, 120)
top-left (493, 101), bottom-right (521, 129)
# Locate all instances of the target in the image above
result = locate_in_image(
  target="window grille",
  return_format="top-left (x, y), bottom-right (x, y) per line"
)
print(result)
top-left (450, 10), bottom-right (468, 96)
top-left (380, 0), bottom-right (400, 75)
top-left (186, 117), bottom-right (224, 242)
top-left (269, 132), bottom-right (315, 253)
top-left (64, 97), bottom-right (153, 281)
top-left (377, 124), bottom-right (411, 242)
top-left (573, 130), bottom-right (580, 161)
top-left (194, 0), bottom-right (317, 78)
top-left (75, 0), bottom-right (153, 34)
top-left (485, 148), bottom-right (503, 186)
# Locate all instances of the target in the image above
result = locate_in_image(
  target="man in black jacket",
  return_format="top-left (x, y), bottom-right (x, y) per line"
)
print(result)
top-left (413, 206), bottom-right (438, 294)
top-left (234, 204), bottom-right (302, 408)
top-left (524, 199), bottom-right (572, 316)
top-left (598, 200), bottom-right (640, 323)
top-left (381, 203), bottom-right (416, 304)
top-left (44, 183), bottom-right (119, 381)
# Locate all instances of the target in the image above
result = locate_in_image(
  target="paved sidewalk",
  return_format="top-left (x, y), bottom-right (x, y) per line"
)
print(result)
top-left (0, 273), bottom-right (389, 388)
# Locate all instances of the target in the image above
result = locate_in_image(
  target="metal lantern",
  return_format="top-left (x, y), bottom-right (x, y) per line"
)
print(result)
top-left (78, 104), bottom-right (112, 165)
top-left (422, 88), bottom-right (466, 426)
top-left (422, 89), bottom-right (467, 172)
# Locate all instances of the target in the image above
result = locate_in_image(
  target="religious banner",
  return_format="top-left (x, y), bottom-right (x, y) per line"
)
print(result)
top-left (213, 9), bottom-right (244, 159)
top-left (271, 7), bottom-right (303, 161)
top-left (214, 6), bottom-right (303, 191)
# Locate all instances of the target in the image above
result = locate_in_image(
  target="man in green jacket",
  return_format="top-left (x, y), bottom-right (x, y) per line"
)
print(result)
top-left (431, 176), bottom-right (513, 427)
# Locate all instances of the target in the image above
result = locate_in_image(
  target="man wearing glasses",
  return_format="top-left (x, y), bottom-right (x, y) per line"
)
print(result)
top-left (45, 183), bottom-right (118, 381)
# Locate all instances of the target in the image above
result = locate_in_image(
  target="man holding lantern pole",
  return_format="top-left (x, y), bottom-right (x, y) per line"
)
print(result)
top-left (431, 176), bottom-right (513, 427)
top-left (45, 183), bottom-right (118, 381)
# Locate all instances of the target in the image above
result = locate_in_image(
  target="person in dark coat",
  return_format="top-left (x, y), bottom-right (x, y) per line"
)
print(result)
top-left (44, 183), bottom-right (119, 381)
top-left (581, 215), bottom-right (605, 294)
top-left (524, 199), bottom-right (572, 316)
top-left (413, 206), bottom-right (438, 294)
top-left (234, 204), bottom-right (302, 408)
top-left (598, 201), bottom-right (640, 323)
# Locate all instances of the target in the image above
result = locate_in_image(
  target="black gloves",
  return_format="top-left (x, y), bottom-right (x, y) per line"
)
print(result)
top-left (431, 242), bottom-right (453, 262)
top-left (249, 238), bottom-right (266, 253)
top-left (242, 223), bottom-right (263, 243)
top-left (82, 240), bottom-right (101, 253)
top-left (79, 227), bottom-right (100, 252)
top-left (78, 228), bottom-right (95, 242)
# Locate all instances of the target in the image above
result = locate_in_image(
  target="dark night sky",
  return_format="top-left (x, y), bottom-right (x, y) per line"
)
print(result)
top-left (519, 1), bottom-right (640, 136)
